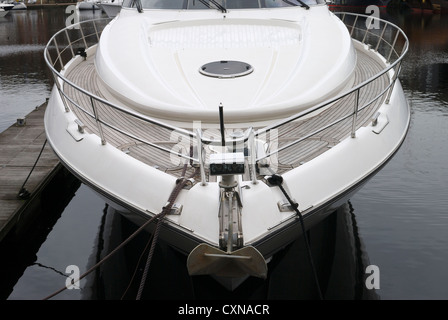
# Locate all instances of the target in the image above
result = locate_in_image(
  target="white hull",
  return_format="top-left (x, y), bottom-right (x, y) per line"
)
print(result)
top-left (45, 75), bottom-right (409, 256)
top-left (12, 2), bottom-right (26, 9)
top-left (0, 3), bottom-right (14, 11)
top-left (44, 5), bottom-right (410, 288)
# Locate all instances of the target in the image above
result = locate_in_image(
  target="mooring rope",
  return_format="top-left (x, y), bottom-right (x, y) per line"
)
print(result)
top-left (135, 209), bottom-right (164, 299)
top-left (267, 174), bottom-right (324, 300)
top-left (42, 211), bottom-right (161, 300)
top-left (18, 138), bottom-right (47, 200)
top-left (135, 164), bottom-right (196, 299)
top-left (121, 229), bottom-right (155, 299)
top-left (42, 166), bottom-right (198, 300)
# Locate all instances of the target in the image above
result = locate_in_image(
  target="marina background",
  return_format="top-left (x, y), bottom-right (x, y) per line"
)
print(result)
top-left (0, 4), bottom-right (447, 300)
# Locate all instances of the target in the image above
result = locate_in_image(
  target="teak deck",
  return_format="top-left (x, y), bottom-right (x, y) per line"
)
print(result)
top-left (0, 104), bottom-right (60, 241)
top-left (63, 45), bottom-right (389, 182)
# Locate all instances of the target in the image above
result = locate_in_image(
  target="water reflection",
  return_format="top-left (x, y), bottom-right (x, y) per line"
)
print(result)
top-left (0, 8), bottom-right (106, 133)
top-left (0, 168), bottom-right (81, 300)
top-left (404, 62), bottom-right (448, 104)
top-left (392, 12), bottom-right (448, 104)
top-left (346, 10), bottom-right (448, 300)
top-left (86, 200), bottom-right (378, 300)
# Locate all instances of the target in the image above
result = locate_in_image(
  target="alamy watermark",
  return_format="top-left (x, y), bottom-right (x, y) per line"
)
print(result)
top-left (65, 5), bottom-right (80, 29)
top-left (365, 264), bottom-right (380, 290)
top-left (65, 265), bottom-right (80, 290)
top-left (366, 5), bottom-right (381, 30)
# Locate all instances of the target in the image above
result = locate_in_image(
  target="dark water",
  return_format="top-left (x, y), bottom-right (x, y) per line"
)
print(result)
top-left (0, 7), bottom-right (447, 301)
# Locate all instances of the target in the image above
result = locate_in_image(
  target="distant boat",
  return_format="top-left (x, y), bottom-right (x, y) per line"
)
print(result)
top-left (0, 2), bottom-right (14, 11)
top-left (76, 0), bottom-right (100, 10)
top-left (1, 0), bottom-right (27, 10)
top-left (12, 1), bottom-right (27, 10)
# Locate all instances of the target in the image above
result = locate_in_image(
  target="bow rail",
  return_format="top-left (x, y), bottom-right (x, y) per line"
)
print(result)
top-left (44, 12), bottom-right (409, 183)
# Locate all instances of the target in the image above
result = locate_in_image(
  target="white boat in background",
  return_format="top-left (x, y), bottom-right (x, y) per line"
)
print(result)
top-left (0, 2), bottom-right (14, 11)
top-left (44, 0), bottom-right (410, 291)
top-left (76, 0), bottom-right (99, 10)
top-left (12, 1), bottom-right (26, 9)
top-left (2, 0), bottom-right (27, 9)
top-left (98, 0), bottom-right (122, 17)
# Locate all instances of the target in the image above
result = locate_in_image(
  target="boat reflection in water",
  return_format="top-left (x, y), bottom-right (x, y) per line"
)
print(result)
top-left (87, 201), bottom-right (379, 300)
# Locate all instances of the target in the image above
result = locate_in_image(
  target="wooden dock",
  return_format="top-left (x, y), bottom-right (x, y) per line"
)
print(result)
top-left (0, 102), bottom-right (61, 242)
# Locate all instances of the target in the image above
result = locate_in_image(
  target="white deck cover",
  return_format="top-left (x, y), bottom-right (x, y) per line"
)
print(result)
top-left (95, 6), bottom-right (357, 123)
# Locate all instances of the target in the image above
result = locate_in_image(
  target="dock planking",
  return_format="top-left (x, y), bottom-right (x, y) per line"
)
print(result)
top-left (0, 102), bottom-right (60, 242)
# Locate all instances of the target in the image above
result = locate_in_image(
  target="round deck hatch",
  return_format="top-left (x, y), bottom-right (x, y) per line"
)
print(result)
top-left (199, 60), bottom-right (253, 78)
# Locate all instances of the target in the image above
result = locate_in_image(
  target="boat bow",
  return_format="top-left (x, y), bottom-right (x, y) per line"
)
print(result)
top-left (95, 7), bottom-right (357, 123)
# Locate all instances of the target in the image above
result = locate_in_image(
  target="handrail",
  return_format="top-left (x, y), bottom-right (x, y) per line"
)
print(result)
top-left (44, 18), bottom-right (198, 163)
top-left (256, 12), bottom-right (408, 135)
top-left (255, 11), bottom-right (408, 161)
top-left (44, 11), bottom-right (408, 180)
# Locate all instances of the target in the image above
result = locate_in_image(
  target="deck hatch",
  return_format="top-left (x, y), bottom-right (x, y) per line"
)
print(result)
top-left (199, 60), bottom-right (253, 78)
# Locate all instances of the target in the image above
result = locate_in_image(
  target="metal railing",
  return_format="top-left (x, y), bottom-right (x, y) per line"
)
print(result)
top-left (44, 11), bottom-right (408, 183)
top-left (255, 12), bottom-right (409, 162)
top-left (45, 18), bottom-right (197, 158)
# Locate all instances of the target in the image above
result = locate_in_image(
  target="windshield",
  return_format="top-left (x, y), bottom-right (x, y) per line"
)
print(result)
top-left (122, 0), bottom-right (326, 10)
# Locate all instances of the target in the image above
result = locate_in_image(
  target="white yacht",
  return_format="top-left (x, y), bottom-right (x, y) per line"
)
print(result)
top-left (75, 0), bottom-right (100, 10)
top-left (44, 0), bottom-right (409, 289)
top-left (1, 0), bottom-right (27, 9)
top-left (0, 2), bottom-right (14, 11)
top-left (12, 1), bottom-right (27, 9)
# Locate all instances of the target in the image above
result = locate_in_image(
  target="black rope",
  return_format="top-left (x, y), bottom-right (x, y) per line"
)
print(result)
top-left (121, 229), bottom-right (155, 299)
top-left (18, 139), bottom-right (47, 200)
top-left (136, 213), bottom-right (163, 300)
top-left (42, 211), bottom-right (162, 300)
top-left (267, 174), bottom-right (323, 300)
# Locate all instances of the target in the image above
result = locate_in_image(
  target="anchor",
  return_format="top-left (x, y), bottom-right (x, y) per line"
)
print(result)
top-left (187, 243), bottom-right (267, 279)
top-left (187, 170), bottom-right (267, 280)
top-left (187, 105), bottom-right (267, 281)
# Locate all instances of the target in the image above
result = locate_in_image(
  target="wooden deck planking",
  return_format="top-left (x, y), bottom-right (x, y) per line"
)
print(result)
top-left (63, 46), bottom-right (390, 179)
top-left (0, 103), bottom-right (60, 241)
top-left (67, 61), bottom-right (176, 151)
top-left (274, 50), bottom-right (389, 170)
